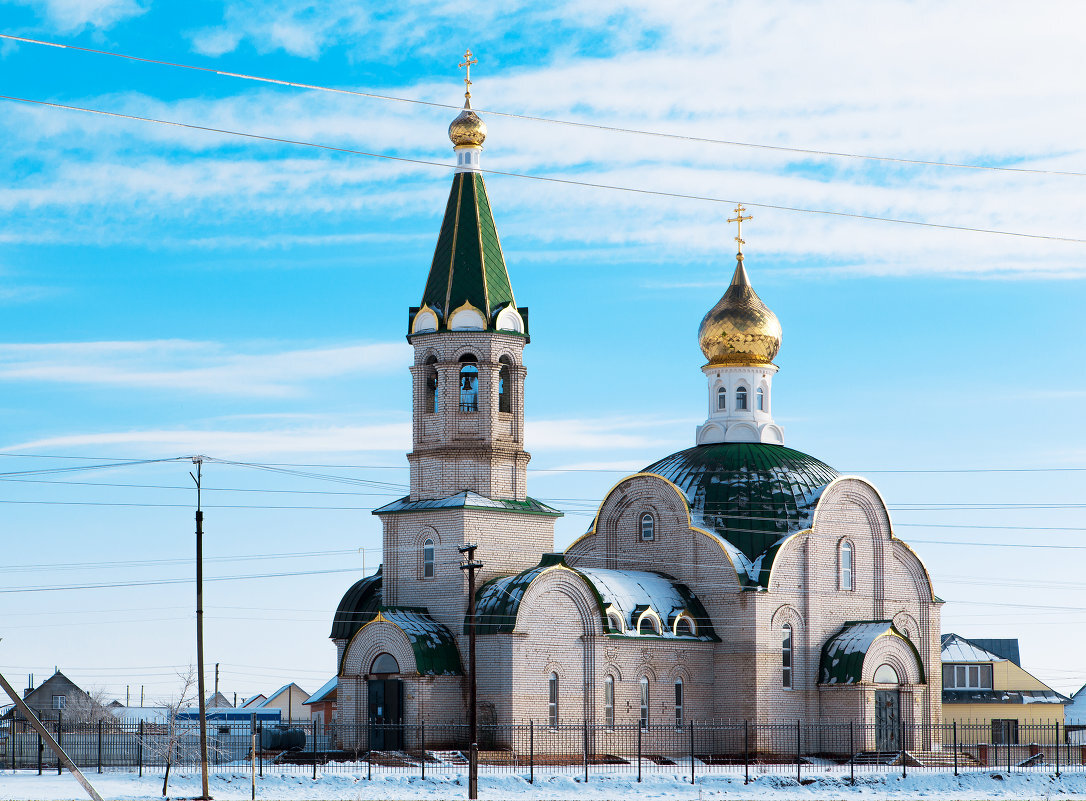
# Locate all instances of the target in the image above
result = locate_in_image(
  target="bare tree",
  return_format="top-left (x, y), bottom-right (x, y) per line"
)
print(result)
top-left (64, 687), bottom-right (117, 727)
top-left (142, 667), bottom-right (199, 797)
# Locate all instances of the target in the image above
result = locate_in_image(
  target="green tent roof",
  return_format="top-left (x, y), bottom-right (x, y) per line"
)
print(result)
top-left (413, 171), bottom-right (523, 335)
top-left (643, 442), bottom-right (839, 587)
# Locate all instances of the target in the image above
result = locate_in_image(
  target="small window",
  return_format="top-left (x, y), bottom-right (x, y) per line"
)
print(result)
top-left (716, 387), bottom-right (726, 411)
top-left (637, 612), bottom-right (661, 636)
top-left (604, 675), bottom-right (615, 729)
top-left (839, 541), bottom-right (854, 591)
top-left (639, 677), bottom-right (649, 729)
top-left (425, 356), bottom-right (438, 414)
top-left (458, 355), bottom-right (478, 413)
top-left (735, 386), bottom-right (748, 410)
top-left (674, 679), bottom-right (684, 729)
top-left (873, 664), bottom-right (899, 684)
top-left (675, 615), bottom-right (695, 637)
top-left (756, 386), bottom-right (765, 411)
top-left (370, 653), bottom-right (400, 674)
top-left (423, 538), bottom-right (435, 578)
top-left (782, 624), bottom-right (793, 689)
top-left (52, 695), bottom-right (66, 710)
top-left (498, 357), bottom-right (512, 413)
top-left (607, 611), bottom-right (624, 633)
top-left (640, 513), bottom-right (655, 542)
top-left (548, 672), bottom-right (559, 728)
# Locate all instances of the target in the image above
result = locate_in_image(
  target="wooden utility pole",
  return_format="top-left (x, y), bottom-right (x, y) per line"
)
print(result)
top-left (459, 543), bottom-right (482, 800)
top-left (191, 457), bottom-right (212, 800)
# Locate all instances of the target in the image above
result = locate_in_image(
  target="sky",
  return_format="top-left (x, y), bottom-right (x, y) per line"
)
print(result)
top-left (0, 0), bottom-right (1084, 707)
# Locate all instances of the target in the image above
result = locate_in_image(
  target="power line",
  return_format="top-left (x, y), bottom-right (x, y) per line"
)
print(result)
top-left (3, 92), bottom-right (1084, 245)
top-left (3, 33), bottom-right (1084, 179)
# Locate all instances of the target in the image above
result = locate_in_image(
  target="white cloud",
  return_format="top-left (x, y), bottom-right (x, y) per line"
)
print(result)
top-left (0, 339), bottom-right (411, 396)
top-left (12, 0), bottom-right (146, 32)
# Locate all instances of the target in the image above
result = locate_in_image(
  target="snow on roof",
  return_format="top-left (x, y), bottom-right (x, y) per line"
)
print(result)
top-left (941, 633), bottom-right (1008, 663)
top-left (379, 609), bottom-right (463, 675)
top-left (576, 568), bottom-right (688, 629)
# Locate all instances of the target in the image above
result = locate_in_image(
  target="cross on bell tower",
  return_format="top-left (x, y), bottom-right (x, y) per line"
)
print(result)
top-left (459, 49), bottom-right (478, 106)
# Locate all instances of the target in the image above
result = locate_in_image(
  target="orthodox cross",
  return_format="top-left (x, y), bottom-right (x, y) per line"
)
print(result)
top-left (459, 49), bottom-right (478, 104)
top-left (728, 204), bottom-right (753, 255)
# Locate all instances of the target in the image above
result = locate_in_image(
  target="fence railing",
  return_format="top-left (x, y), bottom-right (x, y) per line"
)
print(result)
top-left (1, 718), bottom-right (1084, 780)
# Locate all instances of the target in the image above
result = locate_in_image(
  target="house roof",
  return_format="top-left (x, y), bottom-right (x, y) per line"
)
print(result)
top-left (942, 689), bottom-right (1070, 705)
top-left (941, 633), bottom-right (1009, 663)
top-left (239, 695), bottom-right (266, 708)
top-left (303, 677), bottom-right (337, 706)
top-left (373, 491), bottom-right (561, 518)
top-left (257, 683), bottom-right (309, 707)
top-left (819, 620), bottom-right (925, 685)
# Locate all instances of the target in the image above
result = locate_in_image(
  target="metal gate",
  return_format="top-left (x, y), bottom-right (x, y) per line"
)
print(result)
top-left (875, 690), bottom-right (900, 752)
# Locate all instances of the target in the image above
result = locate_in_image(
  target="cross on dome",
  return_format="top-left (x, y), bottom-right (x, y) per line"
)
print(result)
top-left (459, 49), bottom-right (478, 106)
top-left (728, 204), bottom-right (753, 257)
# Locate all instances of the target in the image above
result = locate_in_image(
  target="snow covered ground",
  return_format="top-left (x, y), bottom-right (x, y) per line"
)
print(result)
top-left (1, 769), bottom-right (1085, 800)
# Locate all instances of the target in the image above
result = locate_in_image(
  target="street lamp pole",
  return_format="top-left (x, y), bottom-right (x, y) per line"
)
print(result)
top-left (459, 543), bottom-right (482, 800)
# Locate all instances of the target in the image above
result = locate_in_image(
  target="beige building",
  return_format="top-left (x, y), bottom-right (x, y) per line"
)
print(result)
top-left (330, 84), bottom-right (944, 754)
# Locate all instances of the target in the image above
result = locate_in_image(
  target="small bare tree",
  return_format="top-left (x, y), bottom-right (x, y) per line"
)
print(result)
top-left (143, 667), bottom-right (199, 797)
top-left (64, 687), bottom-right (117, 727)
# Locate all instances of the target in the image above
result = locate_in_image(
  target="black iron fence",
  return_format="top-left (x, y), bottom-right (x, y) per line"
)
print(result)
top-left (1, 717), bottom-right (1084, 781)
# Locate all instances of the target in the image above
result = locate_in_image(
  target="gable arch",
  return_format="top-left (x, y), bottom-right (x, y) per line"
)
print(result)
top-left (862, 633), bottom-right (925, 685)
top-left (340, 618), bottom-right (417, 677)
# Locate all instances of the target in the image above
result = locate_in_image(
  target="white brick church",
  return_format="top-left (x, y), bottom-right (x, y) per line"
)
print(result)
top-left (329, 85), bottom-right (943, 751)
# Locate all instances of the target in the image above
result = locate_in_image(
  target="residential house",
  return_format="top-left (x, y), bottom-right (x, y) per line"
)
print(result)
top-left (2, 671), bottom-right (92, 728)
top-left (257, 684), bottom-right (310, 722)
top-left (303, 678), bottom-right (336, 733)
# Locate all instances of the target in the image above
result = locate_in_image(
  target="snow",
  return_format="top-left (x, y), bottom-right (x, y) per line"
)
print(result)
top-left (575, 568), bottom-right (705, 637)
top-left (1, 767), bottom-right (1085, 800)
top-left (941, 635), bottom-right (1008, 664)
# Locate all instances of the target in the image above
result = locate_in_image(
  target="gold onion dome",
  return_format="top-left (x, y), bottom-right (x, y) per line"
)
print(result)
top-left (449, 104), bottom-right (487, 148)
top-left (698, 256), bottom-right (782, 366)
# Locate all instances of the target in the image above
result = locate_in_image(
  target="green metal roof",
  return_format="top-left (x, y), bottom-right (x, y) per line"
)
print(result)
top-left (414, 171), bottom-right (523, 335)
top-left (819, 620), bottom-right (925, 686)
top-left (329, 566), bottom-right (382, 640)
top-left (642, 442), bottom-right (839, 587)
top-left (378, 608), bottom-right (463, 677)
top-left (373, 491), bottom-right (562, 518)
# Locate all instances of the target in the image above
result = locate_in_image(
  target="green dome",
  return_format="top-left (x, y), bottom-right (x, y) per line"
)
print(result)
top-left (643, 443), bottom-right (839, 586)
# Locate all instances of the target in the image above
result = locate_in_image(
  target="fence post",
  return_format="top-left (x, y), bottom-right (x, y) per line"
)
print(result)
top-left (583, 719), bottom-right (589, 783)
top-left (313, 719), bottom-right (318, 781)
top-left (901, 712), bottom-right (906, 779)
top-left (952, 721), bottom-right (958, 776)
top-left (689, 720), bottom-right (695, 785)
top-left (637, 724), bottom-right (642, 783)
top-left (138, 720), bottom-right (143, 777)
top-left (1054, 722), bottom-right (1060, 778)
top-left (250, 731), bottom-right (256, 801)
top-left (366, 718), bottom-right (371, 781)
top-left (529, 721), bottom-right (534, 785)
top-left (258, 721), bottom-right (263, 778)
top-left (796, 720), bottom-right (801, 783)
top-left (57, 712), bottom-right (62, 776)
top-left (38, 732), bottom-right (43, 774)
top-left (744, 720), bottom-right (749, 785)
top-left (849, 721), bottom-right (855, 785)
top-left (420, 722), bottom-right (425, 781)
top-left (97, 719), bottom-right (102, 774)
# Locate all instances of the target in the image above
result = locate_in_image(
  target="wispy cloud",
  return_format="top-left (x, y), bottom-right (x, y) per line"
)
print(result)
top-left (0, 340), bottom-right (411, 396)
top-left (10, 0), bottom-right (146, 32)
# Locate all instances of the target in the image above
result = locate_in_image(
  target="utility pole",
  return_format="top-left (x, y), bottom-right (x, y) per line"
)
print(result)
top-left (191, 456), bottom-right (211, 800)
top-left (214, 663), bottom-right (220, 697)
top-left (458, 543), bottom-right (482, 800)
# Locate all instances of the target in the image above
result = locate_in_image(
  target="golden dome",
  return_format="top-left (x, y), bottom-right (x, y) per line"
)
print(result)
top-left (449, 105), bottom-right (487, 148)
top-left (698, 256), bottom-right (782, 365)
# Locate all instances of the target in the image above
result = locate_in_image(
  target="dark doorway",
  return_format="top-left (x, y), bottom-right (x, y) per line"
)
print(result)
top-left (367, 679), bottom-right (404, 750)
top-left (875, 690), bottom-right (900, 752)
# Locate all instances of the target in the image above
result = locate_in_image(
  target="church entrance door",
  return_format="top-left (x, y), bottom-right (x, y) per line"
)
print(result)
top-left (874, 690), bottom-right (900, 752)
top-left (367, 679), bottom-right (404, 751)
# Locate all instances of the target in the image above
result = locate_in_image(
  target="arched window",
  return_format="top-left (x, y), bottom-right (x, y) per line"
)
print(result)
top-left (873, 664), bottom-right (899, 685)
top-left (756, 386), bottom-right (765, 411)
top-left (839, 541), bottom-right (854, 591)
top-left (639, 677), bottom-right (650, 729)
top-left (640, 513), bottom-right (655, 542)
top-left (548, 672), bottom-right (559, 728)
top-left (498, 357), bottom-right (512, 413)
top-left (607, 611), bottom-right (624, 633)
top-left (674, 679), bottom-right (684, 729)
top-left (604, 675), bottom-right (615, 729)
top-left (782, 624), bottom-right (793, 689)
top-left (637, 613), bottom-right (661, 636)
top-left (735, 385), bottom-right (748, 410)
top-left (423, 538), bottom-right (435, 578)
top-left (716, 386), bottom-right (726, 411)
top-left (370, 653), bottom-right (400, 675)
top-left (424, 356), bottom-right (438, 414)
top-left (458, 355), bottom-right (478, 412)
top-left (675, 615), bottom-right (696, 637)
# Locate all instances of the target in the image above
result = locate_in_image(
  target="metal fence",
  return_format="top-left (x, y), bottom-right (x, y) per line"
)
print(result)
top-left (1, 717), bottom-right (1084, 782)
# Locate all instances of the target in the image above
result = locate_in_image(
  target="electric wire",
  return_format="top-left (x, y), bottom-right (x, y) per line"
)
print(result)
top-left (2, 92), bottom-right (1084, 245)
top-left (3, 33), bottom-right (1084, 179)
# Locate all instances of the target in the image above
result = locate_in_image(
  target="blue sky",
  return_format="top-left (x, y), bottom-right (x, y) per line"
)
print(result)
top-left (0, 0), bottom-right (1084, 704)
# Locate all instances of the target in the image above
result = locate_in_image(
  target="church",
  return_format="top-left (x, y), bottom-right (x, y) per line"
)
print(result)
top-left (329, 71), bottom-right (943, 753)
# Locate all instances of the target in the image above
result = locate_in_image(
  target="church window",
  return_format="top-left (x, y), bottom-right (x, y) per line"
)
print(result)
top-left (640, 513), bottom-right (655, 542)
top-left (674, 614), bottom-right (696, 637)
top-left (839, 541), bottom-right (854, 591)
top-left (674, 679), bottom-right (684, 729)
top-left (639, 677), bottom-right (650, 729)
top-left (735, 385), bottom-right (748, 410)
top-left (782, 624), bottom-right (793, 689)
top-left (423, 538), bottom-right (435, 578)
top-left (459, 355), bottom-right (478, 412)
top-left (756, 386), bottom-right (765, 411)
top-left (637, 611), bottom-right (661, 636)
top-left (716, 387), bottom-right (726, 411)
top-left (607, 611), bottom-right (624, 633)
top-left (498, 357), bottom-right (512, 413)
top-left (604, 675), bottom-right (615, 729)
top-left (425, 356), bottom-right (438, 414)
top-left (548, 672), bottom-right (559, 728)
top-left (873, 664), bottom-right (899, 684)
top-left (370, 653), bottom-right (400, 674)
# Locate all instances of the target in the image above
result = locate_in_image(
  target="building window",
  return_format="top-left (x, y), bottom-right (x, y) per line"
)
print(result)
top-left (735, 386), bottom-right (748, 410)
top-left (839, 541), bottom-right (854, 591)
top-left (498, 357), bottom-right (512, 413)
top-left (548, 672), bottom-right (559, 728)
top-left (942, 663), bottom-right (993, 689)
top-left (675, 615), bottom-right (695, 636)
top-left (756, 386), bottom-right (765, 411)
top-left (674, 679), bottom-right (684, 729)
top-left (607, 611), bottom-right (624, 633)
top-left (52, 695), bottom-right (66, 710)
top-left (458, 355), bottom-right (478, 412)
top-left (423, 538), bottom-right (435, 578)
top-left (873, 664), bottom-right (899, 684)
top-left (425, 356), bottom-right (438, 414)
top-left (370, 653), bottom-right (400, 674)
top-left (992, 719), bottom-right (1019, 745)
top-left (640, 513), bottom-right (655, 542)
top-left (637, 610), bottom-right (661, 636)
top-left (716, 387), bottom-right (726, 411)
top-left (604, 675), bottom-right (615, 729)
top-left (782, 624), bottom-right (793, 689)
top-left (639, 677), bottom-right (649, 729)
